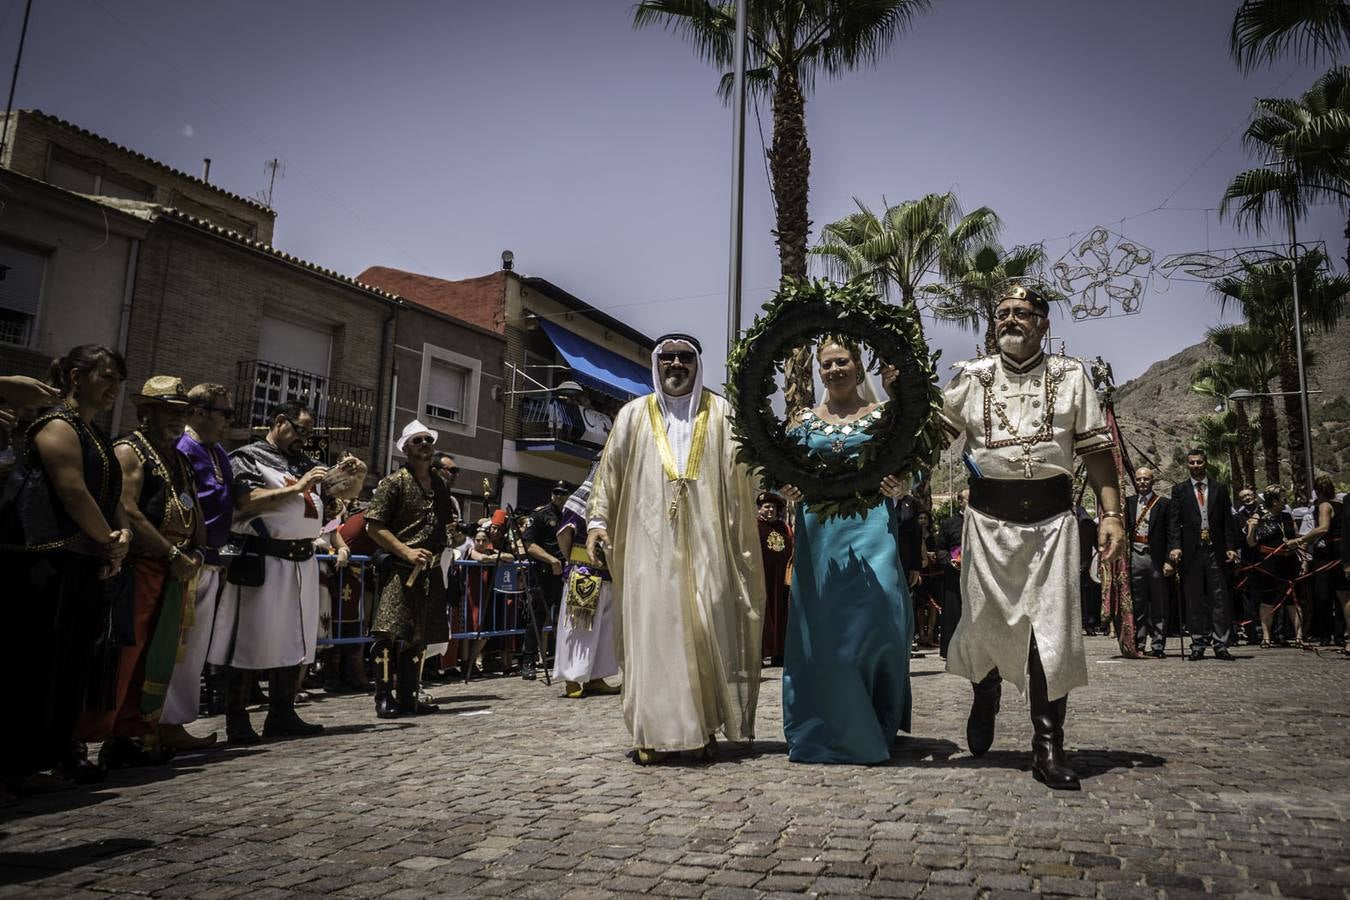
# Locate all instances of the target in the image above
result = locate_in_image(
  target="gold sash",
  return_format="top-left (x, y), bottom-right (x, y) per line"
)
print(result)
top-left (646, 391), bottom-right (712, 521)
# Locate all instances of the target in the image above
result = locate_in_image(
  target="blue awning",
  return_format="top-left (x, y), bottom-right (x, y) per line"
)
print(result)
top-left (539, 320), bottom-right (652, 400)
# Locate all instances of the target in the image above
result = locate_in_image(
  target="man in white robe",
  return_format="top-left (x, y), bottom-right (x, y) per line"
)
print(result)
top-left (939, 284), bottom-right (1124, 790)
top-left (586, 334), bottom-right (766, 764)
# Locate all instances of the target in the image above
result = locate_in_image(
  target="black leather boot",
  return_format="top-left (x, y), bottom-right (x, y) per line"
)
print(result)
top-left (224, 668), bottom-right (261, 745)
top-left (966, 669), bottom-right (1002, 757)
top-left (396, 646), bottom-right (439, 715)
top-left (371, 639), bottom-right (400, 719)
top-left (1028, 637), bottom-right (1079, 790)
top-left (262, 666), bottom-right (324, 738)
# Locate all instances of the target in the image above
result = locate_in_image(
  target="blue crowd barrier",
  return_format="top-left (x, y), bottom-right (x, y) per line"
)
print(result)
top-left (314, 554), bottom-right (553, 647)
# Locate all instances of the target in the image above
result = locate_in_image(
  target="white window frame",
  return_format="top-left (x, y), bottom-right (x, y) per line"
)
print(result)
top-left (0, 237), bottom-right (48, 350)
top-left (418, 343), bottom-right (480, 438)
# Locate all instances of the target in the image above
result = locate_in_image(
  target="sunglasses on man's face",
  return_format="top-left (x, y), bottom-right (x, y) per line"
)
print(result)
top-left (658, 351), bottom-right (697, 365)
top-left (407, 436), bottom-right (435, 446)
top-left (282, 416), bottom-right (313, 438)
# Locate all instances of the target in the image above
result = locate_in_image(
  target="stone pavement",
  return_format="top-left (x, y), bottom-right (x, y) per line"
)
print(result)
top-left (1, 637), bottom-right (1347, 899)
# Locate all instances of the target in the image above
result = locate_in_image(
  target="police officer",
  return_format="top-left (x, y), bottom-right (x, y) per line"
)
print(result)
top-left (521, 481), bottom-right (571, 679)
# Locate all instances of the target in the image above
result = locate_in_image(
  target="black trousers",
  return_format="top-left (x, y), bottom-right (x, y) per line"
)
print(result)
top-left (1183, 544), bottom-right (1232, 650)
top-left (521, 568), bottom-right (563, 657)
top-left (1129, 550), bottom-right (1166, 652)
top-left (939, 574), bottom-right (961, 659)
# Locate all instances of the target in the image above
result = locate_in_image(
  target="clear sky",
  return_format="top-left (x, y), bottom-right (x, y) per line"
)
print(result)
top-left (5, 0), bottom-right (1343, 388)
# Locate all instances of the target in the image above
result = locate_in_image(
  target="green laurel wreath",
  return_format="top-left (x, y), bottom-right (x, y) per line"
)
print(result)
top-left (724, 278), bottom-right (946, 520)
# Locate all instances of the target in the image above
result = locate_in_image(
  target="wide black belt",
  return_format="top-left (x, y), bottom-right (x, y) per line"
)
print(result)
top-left (241, 534), bottom-right (315, 562)
top-left (968, 474), bottom-right (1073, 525)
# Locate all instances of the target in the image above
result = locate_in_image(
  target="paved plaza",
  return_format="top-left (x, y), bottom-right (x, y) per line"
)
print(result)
top-left (1, 637), bottom-right (1347, 899)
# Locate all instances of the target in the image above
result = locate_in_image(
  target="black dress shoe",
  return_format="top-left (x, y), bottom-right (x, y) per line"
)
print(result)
top-left (1149, 648), bottom-right (1166, 659)
top-left (1213, 648), bottom-right (1236, 661)
top-left (520, 660), bottom-right (537, 681)
top-left (57, 747), bottom-right (107, 785)
top-left (1187, 649), bottom-right (1206, 662)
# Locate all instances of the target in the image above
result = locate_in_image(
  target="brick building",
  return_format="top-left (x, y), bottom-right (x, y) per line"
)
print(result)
top-left (0, 111), bottom-right (395, 463)
top-left (359, 263), bottom-right (655, 510)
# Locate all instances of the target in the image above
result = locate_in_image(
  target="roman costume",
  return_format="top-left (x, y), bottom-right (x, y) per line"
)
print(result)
top-left (940, 305), bottom-right (1114, 788)
top-left (77, 379), bottom-right (201, 767)
top-left (366, 424), bottom-right (452, 718)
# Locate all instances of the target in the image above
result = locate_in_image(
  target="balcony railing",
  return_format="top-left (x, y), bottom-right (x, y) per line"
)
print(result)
top-left (234, 359), bottom-right (375, 451)
top-left (518, 396), bottom-right (611, 449)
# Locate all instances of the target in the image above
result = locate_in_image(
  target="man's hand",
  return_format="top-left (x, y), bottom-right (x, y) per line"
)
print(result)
top-left (1097, 517), bottom-right (1125, 564)
top-left (105, 529), bottom-right (131, 565)
top-left (295, 466), bottom-right (328, 492)
top-left (880, 474), bottom-right (905, 499)
top-left (880, 365), bottom-right (899, 398)
top-left (1226, 549), bottom-right (1240, 564)
top-left (1168, 548), bottom-right (1182, 564)
top-left (402, 547), bottom-right (434, 569)
top-left (169, 548), bottom-right (200, 580)
top-left (1162, 561), bottom-right (1175, 578)
top-left (586, 528), bottom-right (608, 566)
top-left (549, 558), bottom-right (563, 576)
top-left (779, 484), bottom-right (804, 503)
top-left (0, 375), bottom-right (60, 415)
top-left (335, 546), bottom-right (351, 569)
top-left (907, 569), bottom-right (921, 588)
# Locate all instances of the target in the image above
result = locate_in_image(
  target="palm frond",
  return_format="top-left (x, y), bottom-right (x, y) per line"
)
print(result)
top-left (1229, 0), bottom-right (1350, 73)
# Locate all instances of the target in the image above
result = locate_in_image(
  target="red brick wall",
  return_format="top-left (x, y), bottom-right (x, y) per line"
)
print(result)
top-left (121, 221), bottom-right (392, 461)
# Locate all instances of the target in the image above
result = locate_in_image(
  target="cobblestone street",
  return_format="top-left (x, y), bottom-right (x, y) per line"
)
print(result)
top-left (2, 637), bottom-right (1347, 899)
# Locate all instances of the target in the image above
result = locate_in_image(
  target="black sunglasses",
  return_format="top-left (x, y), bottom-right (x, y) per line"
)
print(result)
top-left (657, 351), bottom-right (697, 365)
top-left (282, 415), bottom-right (313, 438)
top-left (407, 435), bottom-right (435, 446)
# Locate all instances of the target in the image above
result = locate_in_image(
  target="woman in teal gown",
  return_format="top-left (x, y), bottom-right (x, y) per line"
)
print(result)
top-left (779, 338), bottom-right (913, 765)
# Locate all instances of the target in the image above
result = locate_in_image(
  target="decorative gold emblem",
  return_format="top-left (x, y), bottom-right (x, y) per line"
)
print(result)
top-left (766, 531), bottom-right (786, 553)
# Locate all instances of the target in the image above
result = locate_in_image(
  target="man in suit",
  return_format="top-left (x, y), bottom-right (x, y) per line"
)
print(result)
top-left (1126, 467), bottom-right (1175, 658)
top-left (934, 489), bottom-right (967, 659)
top-left (1167, 449), bottom-right (1241, 661)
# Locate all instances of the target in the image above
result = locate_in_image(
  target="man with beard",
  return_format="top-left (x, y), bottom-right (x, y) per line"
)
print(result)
top-left (1167, 449), bottom-right (1240, 661)
top-left (209, 401), bottom-right (342, 742)
top-left (159, 383), bottom-right (236, 751)
top-left (937, 284), bottom-right (1123, 790)
top-left (1126, 467), bottom-right (1175, 658)
top-left (364, 420), bottom-right (451, 717)
top-left (934, 489), bottom-right (967, 658)
top-left (586, 334), bottom-right (765, 764)
top-left (76, 377), bottom-right (204, 768)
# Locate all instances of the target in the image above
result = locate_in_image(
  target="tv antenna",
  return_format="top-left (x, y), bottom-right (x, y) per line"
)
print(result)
top-left (257, 158), bottom-right (285, 208)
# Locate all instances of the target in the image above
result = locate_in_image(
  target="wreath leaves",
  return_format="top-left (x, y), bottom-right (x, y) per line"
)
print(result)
top-left (725, 278), bottom-right (946, 520)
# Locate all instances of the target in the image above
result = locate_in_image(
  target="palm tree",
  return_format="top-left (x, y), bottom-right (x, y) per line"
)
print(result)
top-left (1220, 66), bottom-right (1350, 266)
top-left (812, 193), bottom-right (1002, 305)
top-left (1194, 413), bottom-right (1239, 487)
top-left (920, 242), bottom-right (1058, 354)
top-left (1195, 324), bottom-right (1285, 486)
top-left (634, 0), bottom-right (934, 411)
top-left (1211, 248), bottom-right (1350, 482)
top-left (1230, 0), bottom-right (1350, 73)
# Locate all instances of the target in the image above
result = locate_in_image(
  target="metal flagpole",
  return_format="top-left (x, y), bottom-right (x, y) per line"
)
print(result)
top-left (1285, 184), bottom-right (1316, 498)
top-left (0, 0), bottom-right (35, 161)
top-left (726, 0), bottom-right (748, 352)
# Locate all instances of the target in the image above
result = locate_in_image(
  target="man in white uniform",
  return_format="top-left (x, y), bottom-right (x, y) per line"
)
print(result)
top-left (586, 333), bottom-right (766, 764)
top-left (940, 284), bottom-right (1124, 790)
top-left (209, 401), bottom-right (345, 742)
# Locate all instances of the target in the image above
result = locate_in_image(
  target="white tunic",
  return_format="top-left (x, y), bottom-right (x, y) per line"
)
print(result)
top-left (940, 351), bottom-right (1113, 700)
top-left (207, 442), bottom-right (324, 670)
